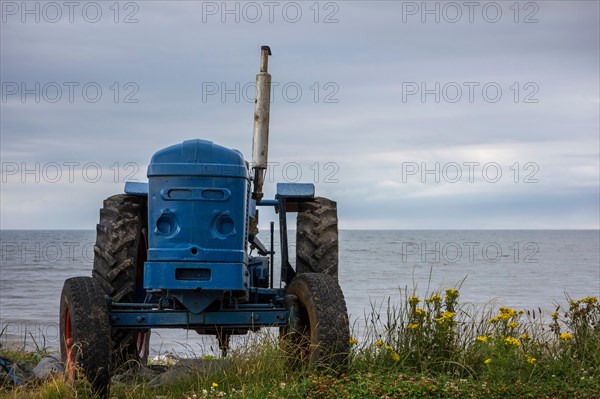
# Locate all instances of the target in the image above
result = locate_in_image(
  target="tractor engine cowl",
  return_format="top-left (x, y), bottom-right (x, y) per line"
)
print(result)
top-left (144, 139), bottom-right (250, 294)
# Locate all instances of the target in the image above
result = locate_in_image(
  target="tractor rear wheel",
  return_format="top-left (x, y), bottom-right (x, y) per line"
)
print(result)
top-left (296, 197), bottom-right (339, 279)
top-left (284, 273), bottom-right (350, 369)
top-left (60, 277), bottom-right (111, 399)
top-left (92, 194), bottom-right (150, 367)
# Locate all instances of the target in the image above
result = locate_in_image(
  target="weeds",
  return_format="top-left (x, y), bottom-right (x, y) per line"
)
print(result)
top-left (1, 291), bottom-right (599, 399)
top-left (353, 288), bottom-right (600, 394)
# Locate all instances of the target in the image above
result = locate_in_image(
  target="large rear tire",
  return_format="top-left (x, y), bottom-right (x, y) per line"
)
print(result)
top-left (92, 194), bottom-right (150, 367)
top-left (296, 197), bottom-right (339, 279)
top-left (285, 273), bottom-right (349, 369)
top-left (60, 277), bottom-right (111, 399)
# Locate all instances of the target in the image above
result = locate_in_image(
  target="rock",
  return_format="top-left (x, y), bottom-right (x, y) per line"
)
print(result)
top-left (148, 358), bottom-right (229, 387)
top-left (33, 354), bottom-right (63, 380)
top-left (150, 354), bottom-right (179, 366)
top-left (112, 364), bottom-right (163, 386)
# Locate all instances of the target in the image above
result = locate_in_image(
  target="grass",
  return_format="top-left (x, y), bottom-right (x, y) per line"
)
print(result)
top-left (1, 289), bottom-right (598, 399)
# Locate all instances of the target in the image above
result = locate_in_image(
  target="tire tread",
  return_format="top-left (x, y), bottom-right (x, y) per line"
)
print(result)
top-left (296, 197), bottom-right (339, 278)
top-left (286, 273), bottom-right (350, 368)
top-left (92, 194), bottom-right (148, 365)
top-left (60, 276), bottom-right (111, 398)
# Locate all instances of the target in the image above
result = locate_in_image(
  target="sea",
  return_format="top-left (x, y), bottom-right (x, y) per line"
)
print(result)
top-left (1, 230), bottom-right (598, 357)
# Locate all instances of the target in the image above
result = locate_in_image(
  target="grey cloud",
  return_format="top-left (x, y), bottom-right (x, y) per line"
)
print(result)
top-left (1, 1), bottom-right (598, 229)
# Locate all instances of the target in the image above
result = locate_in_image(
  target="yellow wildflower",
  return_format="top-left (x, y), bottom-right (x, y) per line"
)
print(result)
top-left (507, 321), bottom-right (519, 328)
top-left (212, 382), bottom-right (219, 388)
top-left (489, 316), bottom-right (500, 324)
top-left (476, 336), bottom-right (489, 343)
top-left (414, 308), bottom-right (427, 317)
top-left (504, 337), bottom-right (521, 347)
top-left (526, 355), bottom-right (537, 364)
top-left (580, 296), bottom-right (598, 305)
top-left (499, 307), bottom-right (517, 317)
top-left (445, 289), bottom-right (459, 299)
top-left (375, 340), bottom-right (384, 347)
top-left (560, 332), bottom-right (574, 340)
top-left (408, 296), bottom-right (420, 305)
top-left (434, 311), bottom-right (457, 325)
top-left (391, 352), bottom-right (401, 362)
top-left (407, 323), bottom-right (419, 330)
top-left (426, 294), bottom-right (442, 303)
top-left (384, 345), bottom-right (394, 351)
top-left (441, 311), bottom-right (456, 319)
top-left (520, 333), bottom-right (531, 341)
top-left (349, 336), bottom-right (357, 346)
top-left (484, 358), bottom-right (492, 365)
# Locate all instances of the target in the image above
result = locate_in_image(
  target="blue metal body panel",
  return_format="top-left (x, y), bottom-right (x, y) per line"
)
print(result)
top-left (276, 182), bottom-right (314, 198)
top-left (145, 140), bottom-right (250, 302)
top-left (124, 181), bottom-right (149, 196)
top-left (144, 261), bottom-right (248, 291)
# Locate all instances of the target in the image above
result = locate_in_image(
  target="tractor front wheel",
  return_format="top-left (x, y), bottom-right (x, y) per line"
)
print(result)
top-left (60, 277), bottom-right (111, 399)
top-left (284, 273), bottom-right (350, 369)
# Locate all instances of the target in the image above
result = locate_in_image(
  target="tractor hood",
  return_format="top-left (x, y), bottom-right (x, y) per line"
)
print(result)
top-left (147, 139), bottom-right (248, 179)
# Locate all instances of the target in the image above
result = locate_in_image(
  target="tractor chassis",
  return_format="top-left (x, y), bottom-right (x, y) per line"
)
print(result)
top-left (108, 291), bottom-right (288, 331)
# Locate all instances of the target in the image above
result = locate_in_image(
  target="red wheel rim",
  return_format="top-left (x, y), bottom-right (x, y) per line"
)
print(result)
top-left (136, 331), bottom-right (149, 358)
top-left (64, 305), bottom-right (75, 380)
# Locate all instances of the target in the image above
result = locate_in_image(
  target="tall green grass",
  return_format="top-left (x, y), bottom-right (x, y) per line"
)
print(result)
top-left (353, 288), bottom-right (599, 386)
top-left (1, 289), bottom-right (598, 399)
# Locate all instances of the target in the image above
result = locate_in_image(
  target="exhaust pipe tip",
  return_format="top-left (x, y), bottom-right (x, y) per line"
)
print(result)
top-left (261, 45), bottom-right (272, 55)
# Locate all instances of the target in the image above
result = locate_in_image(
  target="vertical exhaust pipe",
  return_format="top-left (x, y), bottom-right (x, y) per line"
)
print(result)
top-left (251, 45), bottom-right (272, 202)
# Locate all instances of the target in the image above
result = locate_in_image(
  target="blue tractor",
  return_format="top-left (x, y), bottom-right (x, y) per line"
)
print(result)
top-left (59, 46), bottom-right (349, 398)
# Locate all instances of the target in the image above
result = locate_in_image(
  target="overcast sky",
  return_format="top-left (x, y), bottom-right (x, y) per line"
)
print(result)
top-left (1, 1), bottom-right (598, 229)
